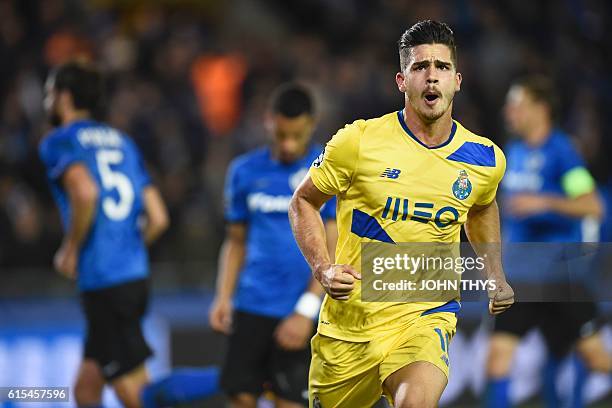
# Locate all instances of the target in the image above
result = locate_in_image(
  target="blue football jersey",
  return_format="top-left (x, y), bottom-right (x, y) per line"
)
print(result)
top-left (39, 120), bottom-right (151, 291)
top-left (501, 129), bottom-right (586, 242)
top-left (225, 145), bottom-right (336, 318)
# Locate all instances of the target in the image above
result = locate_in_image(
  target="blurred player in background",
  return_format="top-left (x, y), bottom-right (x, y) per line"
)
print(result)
top-left (289, 20), bottom-right (513, 408)
top-left (40, 62), bottom-right (219, 408)
top-left (40, 62), bottom-right (168, 407)
top-left (209, 83), bottom-right (337, 408)
top-left (485, 75), bottom-right (611, 408)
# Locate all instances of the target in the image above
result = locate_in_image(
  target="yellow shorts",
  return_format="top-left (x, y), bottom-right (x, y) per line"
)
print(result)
top-left (308, 312), bottom-right (456, 408)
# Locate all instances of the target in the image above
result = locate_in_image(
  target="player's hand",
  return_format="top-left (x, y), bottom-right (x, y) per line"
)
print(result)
top-left (53, 242), bottom-right (78, 280)
top-left (507, 194), bottom-right (550, 217)
top-left (274, 313), bottom-right (314, 351)
top-left (488, 280), bottom-right (514, 315)
top-left (209, 297), bottom-right (233, 334)
top-left (315, 264), bottom-right (361, 301)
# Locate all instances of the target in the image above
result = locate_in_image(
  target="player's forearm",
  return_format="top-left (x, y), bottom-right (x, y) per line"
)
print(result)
top-left (289, 195), bottom-right (331, 282)
top-left (547, 192), bottom-right (603, 219)
top-left (301, 220), bottom-right (338, 297)
top-left (143, 221), bottom-right (165, 245)
top-left (465, 200), bottom-right (506, 282)
top-left (215, 237), bottom-right (245, 300)
top-left (142, 187), bottom-right (170, 245)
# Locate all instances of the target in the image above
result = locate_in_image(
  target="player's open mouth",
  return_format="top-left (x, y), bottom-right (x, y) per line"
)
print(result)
top-left (423, 92), bottom-right (440, 106)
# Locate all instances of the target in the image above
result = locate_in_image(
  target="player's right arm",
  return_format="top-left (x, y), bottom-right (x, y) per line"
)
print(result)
top-left (289, 179), bottom-right (360, 300)
top-left (56, 163), bottom-right (99, 279)
top-left (210, 159), bottom-right (249, 334)
top-left (289, 122), bottom-right (363, 300)
top-left (209, 223), bottom-right (246, 334)
top-left (466, 144), bottom-right (514, 315)
top-left (39, 132), bottom-right (98, 279)
top-left (508, 138), bottom-right (603, 219)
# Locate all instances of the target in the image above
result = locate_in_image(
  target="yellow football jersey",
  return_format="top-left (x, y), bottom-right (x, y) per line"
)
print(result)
top-left (309, 110), bottom-right (506, 341)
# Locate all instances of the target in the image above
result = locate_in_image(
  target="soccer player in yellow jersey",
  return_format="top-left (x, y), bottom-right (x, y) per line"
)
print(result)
top-left (289, 20), bottom-right (515, 408)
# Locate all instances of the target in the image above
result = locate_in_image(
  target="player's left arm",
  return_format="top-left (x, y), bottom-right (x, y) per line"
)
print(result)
top-left (509, 137), bottom-right (603, 219)
top-left (509, 168), bottom-right (603, 219)
top-left (465, 145), bottom-right (513, 315)
top-left (55, 163), bottom-right (99, 279)
top-left (465, 200), bottom-right (514, 315)
top-left (142, 186), bottom-right (170, 245)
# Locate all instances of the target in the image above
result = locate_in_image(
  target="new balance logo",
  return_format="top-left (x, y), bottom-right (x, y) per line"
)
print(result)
top-left (380, 168), bottom-right (401, 179)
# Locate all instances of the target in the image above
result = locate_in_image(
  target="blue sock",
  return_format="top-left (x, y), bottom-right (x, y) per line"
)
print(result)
top-left (141, 366), bottom-right (220, 408)
top-left (570, 354), bottom-right (587, 408)
top-left (484, 377), bottom-right (510, 408)
top-left (543, 356), bottom-right (560, 408)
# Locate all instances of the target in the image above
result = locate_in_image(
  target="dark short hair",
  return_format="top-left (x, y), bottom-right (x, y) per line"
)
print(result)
top-left (513, 75), bottom-right (559, 118)
top-left (398, 20), bottom-right (457, 71)
top-left (269, 83), bottom-right (314, 118)
top-left (51, 61), bottom-right (103, 114)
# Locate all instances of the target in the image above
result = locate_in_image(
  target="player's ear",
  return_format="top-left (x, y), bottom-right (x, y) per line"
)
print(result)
top-left (455, 72), bottom-right (462, 92)
top-left (264, 112), bottom-right (275, 133)
top-left (58, 90), bottom-right (74, 113)
top-left (396, 72), bottom-right (406, 93)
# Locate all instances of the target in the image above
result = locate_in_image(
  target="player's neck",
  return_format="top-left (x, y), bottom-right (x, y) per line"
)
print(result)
top-left (271, 145), bottom-right (308, 164)
top-left (402, 106), bottom-right (454, 147)
top-left (61, 110), bottom-right (92, 127)
top-left (524, 119), bottom-right (552, 147)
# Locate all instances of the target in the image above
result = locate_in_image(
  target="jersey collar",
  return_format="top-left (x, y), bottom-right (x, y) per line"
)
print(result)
top-left (397, 110), bottom-right (457, 150)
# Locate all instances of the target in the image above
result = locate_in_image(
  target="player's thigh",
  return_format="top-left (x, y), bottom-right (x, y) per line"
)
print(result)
top-left (110, 279), bottom-right (153, 379)
top-left (269, 339), bottom-right (311, 406)
top-left (379, 312), bottom-right (456, 407)
top-left (381, 312), bottom-right (456, 382)
top-left (220, 310), bottom-right (278, 398)
top-left (111, 363), bottom-right (149, 408)
top-left (73, 358), bottom-right (105, 404)
top-left (81, 279), bottom-right (153, 382)
top-left (309, 333), bottom-right (382, 408)
top-left (383, 361), bottom-right (447, 408)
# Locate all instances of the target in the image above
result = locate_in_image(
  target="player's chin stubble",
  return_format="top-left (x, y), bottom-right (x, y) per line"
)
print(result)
top-left (412, 100), bottom-right (446, 123)
top-left (423, 95), bottom-right (454, 123)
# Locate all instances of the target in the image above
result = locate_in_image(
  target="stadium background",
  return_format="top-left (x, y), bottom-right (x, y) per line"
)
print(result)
top-left (0, 0), bottom-right (611, 406)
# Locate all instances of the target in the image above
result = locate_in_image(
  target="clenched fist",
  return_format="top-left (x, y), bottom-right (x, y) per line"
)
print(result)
top-left (488, 279), bottom-right (515, 315)
top-left (315, 264), bottom-right (361, 300)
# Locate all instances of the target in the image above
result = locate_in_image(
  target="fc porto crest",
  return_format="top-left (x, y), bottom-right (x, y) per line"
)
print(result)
top-left (452, 169), bottom-right (472, 200)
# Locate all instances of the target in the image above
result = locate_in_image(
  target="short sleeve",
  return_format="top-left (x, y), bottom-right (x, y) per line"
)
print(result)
top-left (320, 195), bottom-right (337, 220)
top-left (224, 159), bottom-right (249, 223)
top-left (476, 145), bottom-right (506, 206)
top-left (39, 132), bottom-right (83, 180)
top-left (309, 121), bottom-right (362, 195)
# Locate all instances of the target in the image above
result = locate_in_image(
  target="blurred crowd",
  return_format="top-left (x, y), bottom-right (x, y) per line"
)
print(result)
top-left (1, 0), bottom-right (611, 290)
